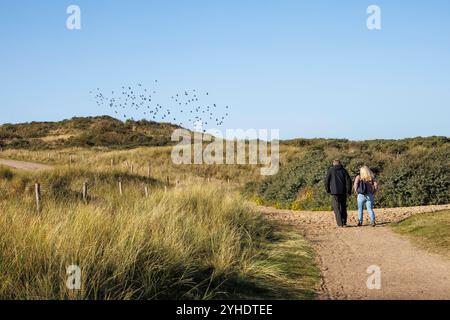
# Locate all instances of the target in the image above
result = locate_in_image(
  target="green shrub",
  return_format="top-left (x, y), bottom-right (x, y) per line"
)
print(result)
top-left (0, 116), bottom-right (178, 150)
top-left (0, 166), bottom-right (14, 180)
top-left (246, 141), bottom-right (449, 210)
top-left (379, 149), bottom-right (450, 207)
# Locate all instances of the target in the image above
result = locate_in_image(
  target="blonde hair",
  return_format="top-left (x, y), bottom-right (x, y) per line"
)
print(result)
top-left (360, 166), bottom-right (375, 182)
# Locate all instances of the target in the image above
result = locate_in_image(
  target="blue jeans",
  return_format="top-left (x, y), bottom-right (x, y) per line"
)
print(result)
top-left (357, 193), bottom-right (376, 223)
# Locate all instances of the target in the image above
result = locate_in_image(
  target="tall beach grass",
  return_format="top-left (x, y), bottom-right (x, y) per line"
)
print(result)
top-left (0, 166), bottom-right (319, 299)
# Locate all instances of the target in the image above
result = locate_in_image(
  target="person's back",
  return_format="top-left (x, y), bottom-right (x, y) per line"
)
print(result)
top-left (326, 164), bottom-right (352, 195)
top-left (354, 166), bottom-right (378, 227)
top-left (325, 160), bottom-right (352, 227)
top-left (354, 175), bottom-right (378, 195)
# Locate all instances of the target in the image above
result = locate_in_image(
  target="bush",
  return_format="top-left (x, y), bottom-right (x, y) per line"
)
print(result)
top-left (0, 166), bottom-right (14, 180)
top-left (246, 141), bottom-right (450, 210)
top-left (0, 116), bottom-right (178, 150)
top-left (379, 149), bottom-right (450, 207)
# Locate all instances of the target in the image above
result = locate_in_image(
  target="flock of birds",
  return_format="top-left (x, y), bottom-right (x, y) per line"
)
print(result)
top-left (90, 81), bottom-right (231, 131)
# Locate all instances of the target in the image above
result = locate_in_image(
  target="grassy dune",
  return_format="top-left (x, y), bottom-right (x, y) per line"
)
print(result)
top-left (391, 210), bottom-right (450, 257)
top-left (0, 166), bottom-right (319, 300)
top-left (0, 146), bottom-right (264, 185)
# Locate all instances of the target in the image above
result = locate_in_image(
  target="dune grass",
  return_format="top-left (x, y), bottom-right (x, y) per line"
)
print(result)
top-left (391, 210), bottom-right (450, 257)
top-left (0, 146), bottom-right (265, 185)
top-left (0, 166), bottom-right (319, 300)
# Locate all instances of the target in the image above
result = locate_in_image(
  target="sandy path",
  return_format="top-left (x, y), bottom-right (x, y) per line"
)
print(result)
top-left (0, 158), bottom-right (52, 171)
top-left (258, 203), bottom-right (450, 300)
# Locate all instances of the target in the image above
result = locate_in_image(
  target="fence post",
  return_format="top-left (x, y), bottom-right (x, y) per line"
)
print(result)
top-left (166, 176), bottom-right (170, 186)
top-left (82, 181), bottom-right (88, 204)
top-left (35, 183), bottom-right (41, 213)
top-left (118, 180), bottom-right (123, 196)
top-left (144, 185), bottom-right (149, 197)
top-left (164, 186), bottom-right (167, 193)
top-left (69, 155), bottom-right (73, 165)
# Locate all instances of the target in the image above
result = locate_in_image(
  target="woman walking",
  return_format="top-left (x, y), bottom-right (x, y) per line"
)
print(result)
top-left (354, 166), bottom-right (379, 227)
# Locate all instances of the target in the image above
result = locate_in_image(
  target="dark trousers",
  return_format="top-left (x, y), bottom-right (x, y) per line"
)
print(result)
top-left (332, 195), bottom-right (348, 226)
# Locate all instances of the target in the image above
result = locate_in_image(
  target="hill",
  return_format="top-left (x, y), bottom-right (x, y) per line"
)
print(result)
top-left (0, 116), bottom-right (181, 149)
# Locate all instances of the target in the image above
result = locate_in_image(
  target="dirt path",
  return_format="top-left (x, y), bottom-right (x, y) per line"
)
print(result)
top-left (258, 203), bottom-right (450, 300)
top-left (0, 158), bottom-right (52, 171)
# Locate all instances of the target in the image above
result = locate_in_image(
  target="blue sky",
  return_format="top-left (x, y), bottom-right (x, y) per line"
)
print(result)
top-left (0, 0), bottom-right (449, 140)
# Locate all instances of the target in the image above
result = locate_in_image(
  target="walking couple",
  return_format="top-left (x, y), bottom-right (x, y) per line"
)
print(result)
top-left (325, 160), bottom-right (378, 227)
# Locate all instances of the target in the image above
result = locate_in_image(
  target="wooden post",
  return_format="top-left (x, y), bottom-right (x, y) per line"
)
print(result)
top-left (118, 180), bottom-right (123, 195)
top-left (35, 183), bottom-right (41, 213)
top-left (69, 155), bottom-right (73, 165)
top-left (144, 185), bottom-right (149, 197)
top-left (82, 181), bottom-right (88, 204)
top-left (130, 164), bottom-right (134, 174)
top-left (166, 176), bottom-right (170, 186)
top-left (164, 186), bottom-right (167, 193)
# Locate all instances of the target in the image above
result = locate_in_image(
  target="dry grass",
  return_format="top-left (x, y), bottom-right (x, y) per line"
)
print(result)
top-left (0, 146), bottom-right (265, 185)
top-left (0, 165), bottom-right (319, 300)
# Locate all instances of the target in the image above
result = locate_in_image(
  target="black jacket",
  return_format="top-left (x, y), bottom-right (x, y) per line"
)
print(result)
top-left (325, 164), bottom-right (352, 195)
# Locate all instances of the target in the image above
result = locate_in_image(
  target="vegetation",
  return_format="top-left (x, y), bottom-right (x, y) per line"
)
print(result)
top-left (3, 118), bottom-right (448, 210)
top-left (0, 116), bottom-right (180, 149)
top-left (0, 166), bottom-right (319, 300)
top-left (244, 137), bottom-right (449, 210)
top-left (391, 210), bottom-right (450, 257)
top-left (0, 146), bottom-right (262, 186)
top-left (0, 116), bottom-right (449, 299)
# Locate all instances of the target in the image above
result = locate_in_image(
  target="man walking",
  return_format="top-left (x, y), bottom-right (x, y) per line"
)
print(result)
top-left (325, 160), bottom-right (352, 227)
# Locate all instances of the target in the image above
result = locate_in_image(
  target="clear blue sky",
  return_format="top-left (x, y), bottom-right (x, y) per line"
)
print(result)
top-left (1, 0), bottom-right (449, 140)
